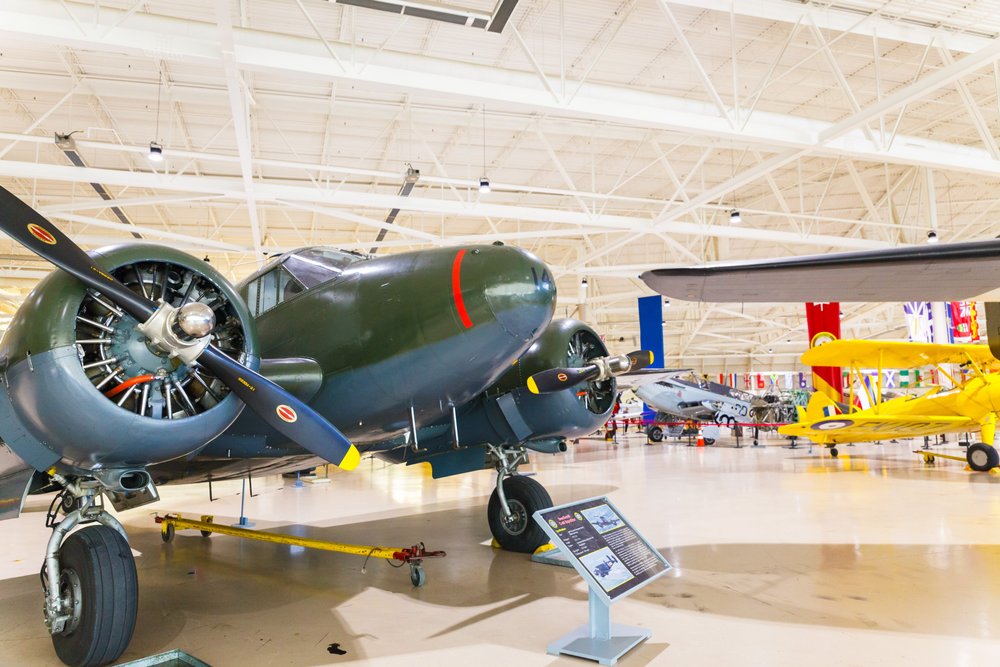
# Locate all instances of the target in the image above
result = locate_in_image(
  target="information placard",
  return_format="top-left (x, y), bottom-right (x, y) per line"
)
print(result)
top-left (534, 496), bottom-right (670, 604)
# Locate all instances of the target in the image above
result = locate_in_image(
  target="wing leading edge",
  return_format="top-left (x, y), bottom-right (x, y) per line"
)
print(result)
top-left (640, 239), bottom-right (1000, 303)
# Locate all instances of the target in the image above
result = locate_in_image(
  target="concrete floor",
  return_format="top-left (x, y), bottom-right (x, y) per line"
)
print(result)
top-left (2, 434), bottom-right (1000, 666)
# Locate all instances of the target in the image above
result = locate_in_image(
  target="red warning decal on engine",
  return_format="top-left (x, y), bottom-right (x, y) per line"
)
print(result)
top-left (276, 404), bottom-right (298, 423)
top-left (27, 223), bottom-right (56, 245)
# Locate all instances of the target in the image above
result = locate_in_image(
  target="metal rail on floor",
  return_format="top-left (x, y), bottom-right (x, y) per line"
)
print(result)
top-left (155, 513), bottom-right (445, 586)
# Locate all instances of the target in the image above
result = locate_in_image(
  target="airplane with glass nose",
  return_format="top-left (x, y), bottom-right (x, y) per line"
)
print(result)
top-left (0, 186), bottom-right (649, 667)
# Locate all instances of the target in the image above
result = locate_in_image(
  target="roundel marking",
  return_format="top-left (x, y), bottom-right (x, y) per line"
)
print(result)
top-left (276, 404), bottom-right (298, 423)
top-left (810, 331), bottom-right (837, 348)
top-left (27, 223), bottom-right (56, 245)
top-left (812, 419), bottom-right (853, 431)
top-left (557, 372), bottom-right (568, 382)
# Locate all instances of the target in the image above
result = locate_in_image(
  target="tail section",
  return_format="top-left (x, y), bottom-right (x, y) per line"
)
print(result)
top-left (802, 391), bottom-right (841, 422)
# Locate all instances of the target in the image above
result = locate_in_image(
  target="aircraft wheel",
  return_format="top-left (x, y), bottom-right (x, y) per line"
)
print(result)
top-left (647, 426), bottom-right (663, 442)
top-left (830, 447), bottom-right (839, 458)
top-left (925, 456), bottom-right (936, 464)
top-left (704, 439), bottom-right (716, 446)
top-left (967, 443), bottom-right (999, 471)
top-left (51, 525), bottom-right (137, 667)
top-left (488, 475), bottom-right (552, 553)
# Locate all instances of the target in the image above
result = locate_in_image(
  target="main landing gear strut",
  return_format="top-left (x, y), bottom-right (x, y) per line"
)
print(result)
top-left (42, 474), bottom-right (138, 667)
top-left (486, 445), bottom-right (553, 553)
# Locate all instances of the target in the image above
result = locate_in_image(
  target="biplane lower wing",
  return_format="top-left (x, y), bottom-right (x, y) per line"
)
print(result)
top-left (780, 414), bottom-right (978, 444)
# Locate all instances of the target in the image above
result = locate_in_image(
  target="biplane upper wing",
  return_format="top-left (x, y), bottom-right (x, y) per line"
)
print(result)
top-left (640, 239), bottom-right (1000, 303)
top-left (779, 413), bottom-right (979, 443)
top-left (801, 339), bottom-right (1000, 371)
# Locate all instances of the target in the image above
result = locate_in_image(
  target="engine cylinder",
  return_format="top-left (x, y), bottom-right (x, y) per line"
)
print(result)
top-left (0, 244), bottom-right (258, 471)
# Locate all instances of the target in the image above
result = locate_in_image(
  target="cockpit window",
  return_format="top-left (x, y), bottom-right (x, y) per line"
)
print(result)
top-left (282, 247), bottom-right (363, 289)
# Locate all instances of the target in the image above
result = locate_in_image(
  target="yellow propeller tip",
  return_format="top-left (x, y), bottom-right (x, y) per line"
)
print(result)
top-left (527, 377), bottom-right (539, 394)
top-left (339, 444), bottom-right (361, 471)
top-left (647, 351), bottom-right (654, 364)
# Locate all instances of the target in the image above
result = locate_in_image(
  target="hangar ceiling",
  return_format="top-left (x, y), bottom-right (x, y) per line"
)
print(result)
top-left (0, 0), bottom-right (998, 371)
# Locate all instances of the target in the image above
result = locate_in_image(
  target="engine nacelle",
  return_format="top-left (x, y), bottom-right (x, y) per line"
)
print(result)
top-left (480, 318), bottom-right (616, 443)
top-left (0, 244), bottom-right (257, 473)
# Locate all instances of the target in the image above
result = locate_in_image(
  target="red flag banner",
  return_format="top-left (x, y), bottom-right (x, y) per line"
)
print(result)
top-left (805, 302), bottom-right (843, 402)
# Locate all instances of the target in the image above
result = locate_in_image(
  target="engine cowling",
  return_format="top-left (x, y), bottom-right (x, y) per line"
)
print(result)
top-left (481, 318), bottom-right (616, 442)
top-left (0, 244), bottom-right (257, 473)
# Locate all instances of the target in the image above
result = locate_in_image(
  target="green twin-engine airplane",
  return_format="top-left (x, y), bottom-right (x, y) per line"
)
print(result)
top-left (0, 186), bottom-right (648, 667)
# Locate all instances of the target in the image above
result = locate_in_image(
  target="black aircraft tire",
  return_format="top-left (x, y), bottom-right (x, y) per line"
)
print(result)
top-left (830, 447), bottom-right (839, 458)
top-left (52, 525), bottom-right (138, 667)
top-left (647, 426), bottom-right (664, 442)
top-left (967, 443), bottom-right (999, 472)
top-left (488, 476), bottom-right (553, 553)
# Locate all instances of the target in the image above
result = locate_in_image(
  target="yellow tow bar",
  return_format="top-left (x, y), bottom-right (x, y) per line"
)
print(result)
top-left (155, 513), bottom-right (445, 586)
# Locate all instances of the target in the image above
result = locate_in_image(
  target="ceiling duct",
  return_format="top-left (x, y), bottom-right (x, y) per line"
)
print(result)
top-left (54, 133), bottom-right (142, 240)
top-left (370, 165), bottom-right (420, 254)
top-left (331, 0), bottom-right (519, 33)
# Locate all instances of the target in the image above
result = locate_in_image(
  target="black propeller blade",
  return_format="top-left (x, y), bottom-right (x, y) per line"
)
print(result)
top-left (0, 186), bottom-right (360, 470)
top-left (0, 187), bottom-right (155, 321)
top-left (527, 349), bottom-right (654, 395)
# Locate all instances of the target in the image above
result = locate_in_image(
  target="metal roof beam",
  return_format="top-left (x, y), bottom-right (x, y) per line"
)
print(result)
top-left (3, 0), bottom-right (1000, 178)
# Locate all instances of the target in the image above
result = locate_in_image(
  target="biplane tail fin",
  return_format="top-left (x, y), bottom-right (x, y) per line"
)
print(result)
top-left (801, 391), bottom-right (841, 423)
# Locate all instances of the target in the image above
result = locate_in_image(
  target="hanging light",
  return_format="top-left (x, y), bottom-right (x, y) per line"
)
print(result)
top-left (730, 210), bottom-right (742, 225)
top-left (148, 141), bottom-right (164, 162)
top-left (580, 277), bottom-right (588, 290)
top-left (479, 104), bottom-right (490, 195)
top-left (927, 230), bottom-right (939, 244)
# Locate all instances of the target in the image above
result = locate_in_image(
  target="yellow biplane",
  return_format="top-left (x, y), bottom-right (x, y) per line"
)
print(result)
top-left (780, 339), bottom-right (1000, 470)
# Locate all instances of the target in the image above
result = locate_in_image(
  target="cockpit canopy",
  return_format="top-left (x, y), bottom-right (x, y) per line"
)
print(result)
top-left (239, 247), bottom-right (366, 317)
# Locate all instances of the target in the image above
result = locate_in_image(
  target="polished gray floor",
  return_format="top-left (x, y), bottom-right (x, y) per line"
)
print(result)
top-left (1, 434), bottom-right (1000, 665)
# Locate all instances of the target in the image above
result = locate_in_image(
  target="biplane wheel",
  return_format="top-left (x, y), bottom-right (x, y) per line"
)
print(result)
top-left (966, 443), bottom-right (999, 472)
top-left (647, 426), bottom-right (663, 442)
top-left (51, 526), bottom-right (137, 667)
top-left (830, 447), bottom-right (839, 458)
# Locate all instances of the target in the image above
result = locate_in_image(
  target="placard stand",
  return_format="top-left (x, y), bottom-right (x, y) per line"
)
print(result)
top-left (547, 589), bottom-right (650, 665)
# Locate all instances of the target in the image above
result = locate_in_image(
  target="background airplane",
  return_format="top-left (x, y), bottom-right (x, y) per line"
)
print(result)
top-left (0, 186), bottom-right (648, 667)
top-left (780, 339), bottom-right (1000, 469)
top-left (639, 238), bottom-right (1000, 467)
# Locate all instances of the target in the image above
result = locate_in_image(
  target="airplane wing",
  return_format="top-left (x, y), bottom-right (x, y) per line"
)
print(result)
top-left (615, 368), bottom-right (689, 391)
top-left (639, 239), bottom-right (1000, 302)
top-left (801, 339), bottom-right (1000, 370)
top-left (780, 413), bottom-right (979, 443)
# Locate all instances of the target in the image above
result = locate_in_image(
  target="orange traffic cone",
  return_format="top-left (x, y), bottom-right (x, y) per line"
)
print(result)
top-left (696, 426), bottom-right (705, 447)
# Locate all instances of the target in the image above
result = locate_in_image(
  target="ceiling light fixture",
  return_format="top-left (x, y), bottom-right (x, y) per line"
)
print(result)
top-left (927, 230), bottom-right (939, 244)
top-left (149, 69), bottom-right (164, 163)
top-left (581, 277), bottom-right (588, 289)
top-left (148, 142), bottom-right (163, 162)
top-left (479, 104), bottom-right (490, 194)
top-left (730, 210), bottom-right (742, 225)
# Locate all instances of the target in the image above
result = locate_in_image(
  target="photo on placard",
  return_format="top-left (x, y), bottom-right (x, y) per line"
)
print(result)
top-left (579, 547), bottom-right (634, 592)
top-left (581, 503), bottom-right (623, 534)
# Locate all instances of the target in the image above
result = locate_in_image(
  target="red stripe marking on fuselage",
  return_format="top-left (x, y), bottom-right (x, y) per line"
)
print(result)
top-left (451, 249), bottom-right (473, 329)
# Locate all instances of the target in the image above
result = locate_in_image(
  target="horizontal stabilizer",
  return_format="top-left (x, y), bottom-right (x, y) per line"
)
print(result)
top-left (640, 239), bottom-right (1000, 302)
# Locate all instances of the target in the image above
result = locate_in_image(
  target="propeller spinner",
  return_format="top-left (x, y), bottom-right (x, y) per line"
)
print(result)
top-left (0, 186), bottom-right (360, 471)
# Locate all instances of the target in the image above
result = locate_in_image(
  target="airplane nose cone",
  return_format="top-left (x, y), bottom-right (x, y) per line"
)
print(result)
top-left (483, 246), bottom-right (557, 342)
